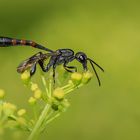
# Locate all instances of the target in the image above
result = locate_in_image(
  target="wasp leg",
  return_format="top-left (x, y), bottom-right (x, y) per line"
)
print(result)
top-left (38, 59), bottom-right (53, 72)
top-left (38, 60), bottom-right (46, 72)
top-left (53, 64), bottom-right (56, 85)
top-left (63, 62), bottom-right (77, 73)
top-left (38, 57), bottom-right (57, 85)
top-left (39, 57), bottom-right (57, 87)
top-left (30, 63), bottom-right (37, 76)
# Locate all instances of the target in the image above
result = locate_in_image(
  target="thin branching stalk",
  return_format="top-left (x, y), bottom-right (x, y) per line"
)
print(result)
top-left (28, 104), bottom-right (51, 140)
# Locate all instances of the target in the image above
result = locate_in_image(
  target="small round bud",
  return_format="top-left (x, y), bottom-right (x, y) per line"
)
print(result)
top-left (82, 71), bottom-right (93, 84)
top-left (51, 98), bottom-right (59, 111)
top-left (28, 97), bottom-right (36, 105)
top-left (71, 72), bottom-right (82, 81)
top-left (17, 109), bottom-right (26, 116)
top-left (68, 80), bottom-right (74, 86)
top-left (62, 99), bottom-right (70, 108)
top-left (3, 102), bottom-right (17, 116)
top-left (21, 71), bottom-right (30, 84)
top-left (71, 72), bottom-right (82, 85)
top-left (53, 88), bottom-right (65, 100)
top-left (0, 89), bottom-right (5, 99)
top-left (58, 99), bottom-right (70, 112)
top-left (51, 104), bottom-right (59, 111)
top-left (34, 89), bottom-right (42, 99)
top-left (31, 83), bottom-right (38, 91)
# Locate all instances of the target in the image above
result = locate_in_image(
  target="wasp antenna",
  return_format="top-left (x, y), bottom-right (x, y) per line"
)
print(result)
top-left (88, 58), bottom-right (104, 72)
top-left (88, 59), bottom-right (101, 86)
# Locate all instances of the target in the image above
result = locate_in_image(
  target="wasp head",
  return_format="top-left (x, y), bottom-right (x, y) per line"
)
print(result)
top-left (75, 52), bottom-right (88, 71)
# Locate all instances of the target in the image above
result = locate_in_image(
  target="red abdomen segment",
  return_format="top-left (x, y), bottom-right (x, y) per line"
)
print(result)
top-left (0, 37), bottom-right (53, 52)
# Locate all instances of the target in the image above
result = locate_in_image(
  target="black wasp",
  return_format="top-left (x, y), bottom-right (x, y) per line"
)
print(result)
top-left (0, 37), bottom-right (104, 86)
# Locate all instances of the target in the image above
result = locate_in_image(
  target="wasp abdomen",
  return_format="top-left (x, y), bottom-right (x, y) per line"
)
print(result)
top-left (0, 37), bottom-right (40, 49)
top-left (0, 37), bottom-right (37, 47)
top-left (0, 37), bottom-right (13, 46)
top-left (0, 36), bottom-right (53, 52)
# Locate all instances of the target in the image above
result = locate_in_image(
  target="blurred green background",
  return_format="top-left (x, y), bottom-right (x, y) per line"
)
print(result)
top-left (0, 0), bottom-right (140, 140)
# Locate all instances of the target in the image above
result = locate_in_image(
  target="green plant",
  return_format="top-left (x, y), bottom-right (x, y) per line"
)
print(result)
top-left (0, 68), bottom-right (93, 140)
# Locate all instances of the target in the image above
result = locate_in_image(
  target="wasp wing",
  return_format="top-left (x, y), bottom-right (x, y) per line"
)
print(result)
top-left (17, 56), bottom-right (39, 73)
top-left (17, 52), bottom-right (54, 73)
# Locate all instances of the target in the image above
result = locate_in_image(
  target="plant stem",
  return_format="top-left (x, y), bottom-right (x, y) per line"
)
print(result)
top-left (41, 75), bottom-right (49, 96)
top-left (28, 104), bottom-right (51, 140)
top-left (64, 84), bottom-right (84, 94)
top-left (40, 112), bottom-right (61, 133)
top-left (45, 113), bottom-right (60, 125)
top-left (48, 79), bottom-right (52, 98)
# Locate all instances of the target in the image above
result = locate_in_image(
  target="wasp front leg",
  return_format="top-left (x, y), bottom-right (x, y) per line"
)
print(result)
top-left (63, 57), bottom-right (77, 73)
top-left (63, 63), bottom-right (77, 73)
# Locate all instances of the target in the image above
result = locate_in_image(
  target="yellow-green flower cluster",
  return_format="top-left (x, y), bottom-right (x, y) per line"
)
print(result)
top-left (31, 83), bottom-right (42, 99)
top-left (71, 71), bottom-right (93, 86)
top-left (51, 88), bottom-right (70, 112)
top-left (2, 102), bottom-right (17, 116)
top-left (2, 104), bottom-right (27, 131)
top-left (51, 97), bottom-right (70, 112)
top-left (28, 83), bottom-right (42, 105)
top-left (0, 90), bottom-right (17, 117)
top-left (0, 90), bottom-right (28, 133)
top-left (0, 70), bottom-right (93, 138)
top-left (57, 71), bottom-right (93, 96)
top-left (49, 71), bottom-right (93, 111)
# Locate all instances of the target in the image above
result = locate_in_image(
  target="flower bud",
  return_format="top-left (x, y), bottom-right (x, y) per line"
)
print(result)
top-left (71, 72), bottom-right (82, 85)
top-left (34, 89), bottom-right (42, 99)
top-left (31, 83), bottom-right (38, 91)
top-left (51, 98), bottom-right (59, 111)
top-left (28, 97), bottom-right (36, 105)
top-left (17, 109), bottom-right (26, 116)
top-left (82, 71), bottom-right (93, 84)
top-left (3, 102), bottom-right (17, 116)
top-left (58, 99), bottom-right (70, 112)
top-left (53, 88), bottom-right (65, 100)
top-left (61, 99), bottom-right (70, 108)
top-left (21, 70), bottom-right (30, 84)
